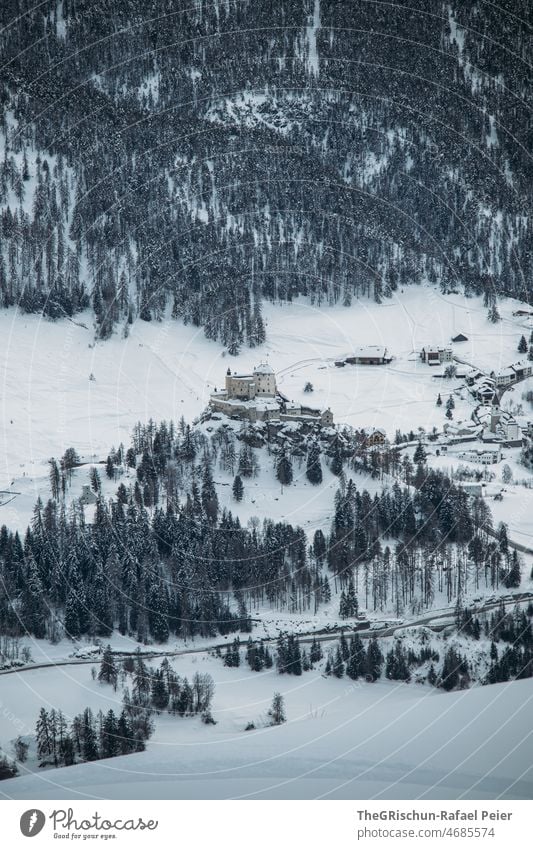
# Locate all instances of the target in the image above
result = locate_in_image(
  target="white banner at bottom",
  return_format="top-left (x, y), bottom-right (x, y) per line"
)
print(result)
top-left (1, 799), bottom-right (530, 847)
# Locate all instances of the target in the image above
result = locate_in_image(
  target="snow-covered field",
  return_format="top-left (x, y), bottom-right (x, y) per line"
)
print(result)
top-left (2, 286), bottom-right (533, 801)
top-left (1, 651), bottom-right (532, 800)
top-left (2, 285), bottom-right (533, 533)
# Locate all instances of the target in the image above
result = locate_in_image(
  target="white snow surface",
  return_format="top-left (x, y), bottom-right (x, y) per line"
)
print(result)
top-left (2, 286), bottom-right (533, 533)
top-left (1, 653), bottom-right (531, 800)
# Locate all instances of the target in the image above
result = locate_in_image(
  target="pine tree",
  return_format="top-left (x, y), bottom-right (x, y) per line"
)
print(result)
top-left (98, 645), bottom-right (118, 689)
top-left (268, 692), bottom-right (286, 725)
top-left (82, 708), bottom-right (99, 761)
top-left (276, 446), bottom-right (293, 486)
top-left (306, 442), bottom-right (322, 485)
top-left (151, 669), bottom-right (170, 711)
top-left (413, 441), bottom-right (427, 464)
top-left (232, 474), bottom-right (244, 501)
top-left (201, 462), bottom-right (219, 523)
top-left (488, 302), bottom-right (500, 323)
top-left (333, 645), bottom-right (345, 678)
top-left (101, 710), bottom-right (119, 759)
top-left (64, 588), bottom-right (81, 638)
top-left (427, 664), bottom-right (437, 686)
top-left (518, 335), bottom-right (528, 354)
top-left (330, 439), bottom-right (343, 476)
top-left (310, 637), bottom-right (323, 664)
top-left (36, 708), bottom-right (53, 767)
top-left (436, 393), bottom-right (442, 406)
top-left (365, 637), bottom-right (383, 681)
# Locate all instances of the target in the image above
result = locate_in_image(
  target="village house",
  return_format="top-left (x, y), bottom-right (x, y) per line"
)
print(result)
top-left (458, 482), bottom-right (484, 498)
top-left (340, 346), bottom-right (392, 365)
top-left (420, 346), bottom-right (453, 365)
top-left (490, 360), bottom-right (533, 388)
top-left (454, 446), bottom-right (502, 465)
top-left (451, 333), bottom-right (468, 343)
top-left (470, 376), bottom-right (496, 405)
top-left (363, 427), bottom-right (387, 447)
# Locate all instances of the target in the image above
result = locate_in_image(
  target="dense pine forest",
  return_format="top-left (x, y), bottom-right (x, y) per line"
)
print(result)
top-left (0, 417), bottom-right (523, 644)
top-left (0, 1), bottom-right (532, 347)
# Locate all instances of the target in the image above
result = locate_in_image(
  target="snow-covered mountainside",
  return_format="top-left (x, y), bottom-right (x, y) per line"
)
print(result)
top-left (1, 1), bottom-right (533, 803)
top-left (1, 286), bottom-right (533, 799)
top-left (0, 1), bottom-right (532, 345)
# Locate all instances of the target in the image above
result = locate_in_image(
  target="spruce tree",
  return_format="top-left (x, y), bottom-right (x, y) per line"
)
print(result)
top-left (82, 709), bottom-right (99, 762)
top-left (268, 692), bottom-right (286, 725)
top-left (232, 474), bottom-right (244, 501)
top-left (276, 446), bottom-right (293, 486)
top-left (101, 710), bottom-right (119, 759)
top-left (98, 645), bottom-right (118, 688)
top-left (306, 442), bottom-right (323, 485)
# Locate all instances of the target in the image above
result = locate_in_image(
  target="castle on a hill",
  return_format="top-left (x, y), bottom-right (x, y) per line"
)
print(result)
top-left (224, 363), bottom-right (277, 400)
top-left (209, 363), bottom-right (333, 426)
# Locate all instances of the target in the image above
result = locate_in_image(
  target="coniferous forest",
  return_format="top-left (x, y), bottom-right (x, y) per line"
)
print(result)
top-left (0, 417), bottom-right (524, 645)
top-left (0, 1), bottom-right (532, 350)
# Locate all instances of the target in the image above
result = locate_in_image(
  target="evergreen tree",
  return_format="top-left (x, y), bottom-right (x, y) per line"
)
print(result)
top-left (151, 669), bottom-right (170, 711)
top-left (101, 710), bottom-right (119, 759)
top-left (82, 709), bottom-right (99, 762)
top-left (413, 441), bottom-right (427, 464)
top-left (518, 335), bottom-right (528, 354)
top-left (232, 474), bottom-right (244, 501)
top-left (306, 442), bottom-right (323, 485)
top-left (98, 645), bottom-right (118, 688)
top-left (365, 637), bottom-right (383, 681)
top-left (268, 692), bottom-right (286, 725)
top-left (276, 446), bottom-right (293, 486)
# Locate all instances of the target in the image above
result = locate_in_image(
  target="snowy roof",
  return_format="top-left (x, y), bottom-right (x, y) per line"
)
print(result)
top-left (254, 362), bottom-right (274, 374)
top-left (346, 346), bottom-right (387, 358)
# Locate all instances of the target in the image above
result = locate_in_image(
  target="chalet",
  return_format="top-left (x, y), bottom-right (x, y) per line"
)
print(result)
top-left (420, 346), bottom-right (453, 365)
top-left (364, 427), bottom-right (387, 447)
top-left (470, 377), bottom-right (496, 405)
top-left (458, 482), bottom-right (483, 498)
top-left (344, 346), bottom-right (392, 365)
top-left (451, 333), bottom-right (468, 343)
top-left (512, 309), bottom-right (533, 317)
top-left (465, 367), bottom-right (484, 386)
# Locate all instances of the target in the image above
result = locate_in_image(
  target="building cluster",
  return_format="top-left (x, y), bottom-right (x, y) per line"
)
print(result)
top-left (437, 404), bottom-right (527, 466)
top-left (466, 360), bottom-right (533, 405)
top-left (209, 363), bottom-right (333, 426)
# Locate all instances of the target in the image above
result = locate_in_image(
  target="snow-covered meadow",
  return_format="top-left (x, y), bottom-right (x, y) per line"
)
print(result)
top-left (2, 285), bottom-right (533, 533)
top-left (1, 648), bottom-right (532, 800)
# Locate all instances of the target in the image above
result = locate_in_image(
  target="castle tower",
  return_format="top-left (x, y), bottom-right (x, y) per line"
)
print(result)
top-left (253, 363), bottom-right (276, 396)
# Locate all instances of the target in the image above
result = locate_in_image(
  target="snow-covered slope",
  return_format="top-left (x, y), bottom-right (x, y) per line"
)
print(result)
top-left (2, 660), bottom-right (531, 800)
top-left (2, 286), bottom-right (532, 532)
